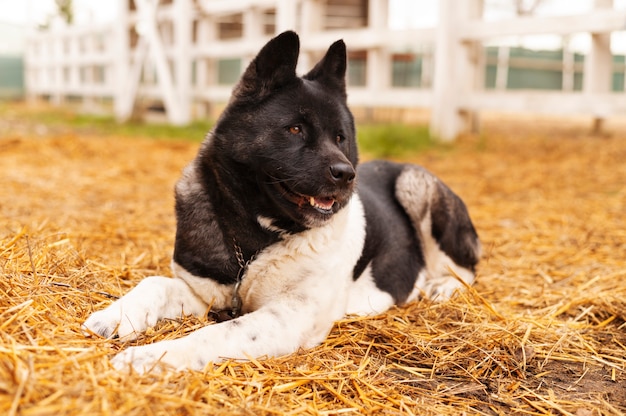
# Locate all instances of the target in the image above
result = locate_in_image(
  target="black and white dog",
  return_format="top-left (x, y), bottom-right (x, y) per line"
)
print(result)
top-left (83, 31), bottom-right (481, 373)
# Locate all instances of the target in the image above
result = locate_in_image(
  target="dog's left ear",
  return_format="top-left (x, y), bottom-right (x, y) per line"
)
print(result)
top-left (304, 39), bottom-right (347, 97)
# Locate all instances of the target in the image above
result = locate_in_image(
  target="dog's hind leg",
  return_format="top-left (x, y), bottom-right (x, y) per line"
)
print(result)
top-left (395, 166), bottom-right (481, 301)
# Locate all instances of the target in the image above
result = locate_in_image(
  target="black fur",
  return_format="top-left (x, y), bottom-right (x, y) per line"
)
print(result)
top-left (354, 161), bottom-right (424, 303)
top-left (173, 31), bottom-right (357, 284)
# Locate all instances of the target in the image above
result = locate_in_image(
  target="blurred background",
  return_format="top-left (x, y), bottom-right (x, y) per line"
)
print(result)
top-left (1, 0), bottom-right (626, 140)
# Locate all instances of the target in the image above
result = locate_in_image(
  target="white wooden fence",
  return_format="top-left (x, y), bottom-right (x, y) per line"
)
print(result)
top-left (24, 0), bottom-right (626, 141)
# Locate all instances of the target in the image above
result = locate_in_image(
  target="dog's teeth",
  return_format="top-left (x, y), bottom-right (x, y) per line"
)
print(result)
top-left (310, 197), bottom-right (316, 206)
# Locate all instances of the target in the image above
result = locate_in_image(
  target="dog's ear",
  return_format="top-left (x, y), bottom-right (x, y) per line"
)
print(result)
top-left (232, 31), bottom-right (300, 102)
top-left (304, 39), bottom-right (347, 97)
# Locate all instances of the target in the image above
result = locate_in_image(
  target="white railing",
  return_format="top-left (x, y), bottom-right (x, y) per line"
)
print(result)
top-left (24, 0), bottom-right (626, 140)
top-left (436, 0), bottom-right (626, 139)
top-left (25, 22), bottom-right (116, 104)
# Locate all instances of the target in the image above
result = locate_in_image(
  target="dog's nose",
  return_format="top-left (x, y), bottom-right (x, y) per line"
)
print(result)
top-left (329, 163), bottom-right (356, 186)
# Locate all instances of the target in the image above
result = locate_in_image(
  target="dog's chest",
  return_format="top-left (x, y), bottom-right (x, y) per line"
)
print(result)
top-left (238, 198), bottom-right (366, 314)
top-left (174, 197), bottom-right (366, 320)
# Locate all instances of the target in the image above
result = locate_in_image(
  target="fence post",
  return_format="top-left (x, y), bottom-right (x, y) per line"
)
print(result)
top-left (366, 0), bottom-right (391, 108)
top-left (51, 24), bottom-right (64, 106)
top-left (276, 0), bottom-right (298, 33)
top-left (495, 46), bottom-right (510, 90)
top-left (141, 0), bottom-right (185, 124)
top-left (430, 0), bottom-right (483, 141)
top-left (299, 0), bottom-right (325, 71)
top-left (585, 0), bottom-right (613, 133)
top-left (562, 36), bottom-right (575, 91)
top-left (114, 0), bottom-right (132, 122)
top-left (174, 0), bottom-right (192, 124)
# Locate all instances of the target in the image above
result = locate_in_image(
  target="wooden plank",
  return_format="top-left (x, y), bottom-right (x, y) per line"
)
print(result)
top-left (348, 88), bottom-right (432, 108)
top-left (197, 0), bottom-right (278, 16)
top-left (460, 9), bottom-right (626, 40)
top-left (461, 91), bottom-right (626, 116)
top-left (300, 28), bottom-right (436, 51)
top-left (190, 28), bottom-right (435, 58)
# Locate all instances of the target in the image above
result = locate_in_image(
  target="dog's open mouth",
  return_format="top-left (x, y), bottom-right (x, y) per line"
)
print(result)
top-left (277, 183), bottom-right (336, 214)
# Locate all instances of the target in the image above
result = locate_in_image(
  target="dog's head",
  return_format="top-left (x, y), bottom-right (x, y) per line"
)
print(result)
top-left (209, 31), bottom-right (358, 230)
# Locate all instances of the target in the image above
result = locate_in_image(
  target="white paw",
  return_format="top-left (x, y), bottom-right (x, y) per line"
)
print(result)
top-left (82, 304), bottom-right (126, 339)
top-left (422, 275), bottom-right (465, 301)
top-left (82, 300), bottom-right (155, 341)
top-left (83, 276), bottom-right (173, 340)
top-left (111, 340), bottom-right (194, 374)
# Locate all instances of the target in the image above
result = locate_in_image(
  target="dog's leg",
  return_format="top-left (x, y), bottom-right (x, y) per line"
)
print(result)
top-left (82, 276), bottom-right (209, 340)
top-left (110, 299), bottom-right (332, 373)
top-left (395, 166), bottom-right (481, 301)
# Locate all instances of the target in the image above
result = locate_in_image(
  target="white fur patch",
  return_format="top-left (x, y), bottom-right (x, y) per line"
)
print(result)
top-left (346, 264), bottom-right (395, 315)
top-left (395, 167), bottom-right (477, 302)
top-left (418, 210), bottom-right (475, 300)
top-left (257, 215), bottom-right (289, 236)
top-left (82, 275), bottom-right (209, 340)
top-left (84, 197), bottom-right (367, 373)
top-left (171, 261), bottom-right (233, 310)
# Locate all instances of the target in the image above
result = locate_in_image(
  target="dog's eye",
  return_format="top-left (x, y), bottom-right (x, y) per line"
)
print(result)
top-left (336, 134), bottom-right (345, 144)
top-left (288, 125), bottom-right (302, 135)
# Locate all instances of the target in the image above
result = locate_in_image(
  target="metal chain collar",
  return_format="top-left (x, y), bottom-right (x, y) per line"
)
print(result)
top-left (209, 239), bottom-right (256, 322)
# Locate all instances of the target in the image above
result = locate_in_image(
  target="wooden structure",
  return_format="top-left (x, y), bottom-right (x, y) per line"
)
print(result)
top-left (24, 0), bottom-right (626, 140)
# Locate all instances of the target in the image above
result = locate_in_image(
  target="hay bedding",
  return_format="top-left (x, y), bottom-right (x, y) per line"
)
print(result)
top-left (1, 109), bottom-right (625, 415)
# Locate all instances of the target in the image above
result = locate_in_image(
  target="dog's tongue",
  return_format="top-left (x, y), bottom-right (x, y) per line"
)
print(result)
top-left (309, 196), bottom-right (335, 210)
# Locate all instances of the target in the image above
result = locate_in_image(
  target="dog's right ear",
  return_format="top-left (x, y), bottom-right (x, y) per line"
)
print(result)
top-left (232, 31), bottom-right (300, 103)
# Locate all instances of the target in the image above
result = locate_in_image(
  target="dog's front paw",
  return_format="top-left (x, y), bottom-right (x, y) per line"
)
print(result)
top-left (82, 307), bottom-right (122, 339)
top-left (83, 277), bottom-right (173, 340)
top-left (111, 340), bottom-right (194, 374)
top-left (82, 299), bottom-right (150, 340)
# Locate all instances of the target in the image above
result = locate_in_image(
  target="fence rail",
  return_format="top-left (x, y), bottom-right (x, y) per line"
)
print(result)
top-left (24, 0), bottom-right (626, 140)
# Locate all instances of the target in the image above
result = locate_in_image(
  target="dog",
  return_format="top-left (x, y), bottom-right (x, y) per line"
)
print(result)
top-left (83, 31), bottom-right (481, 373)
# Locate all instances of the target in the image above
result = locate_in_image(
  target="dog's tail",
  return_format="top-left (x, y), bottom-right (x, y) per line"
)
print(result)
top-left (394, 166), bottom-right (482, 280)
